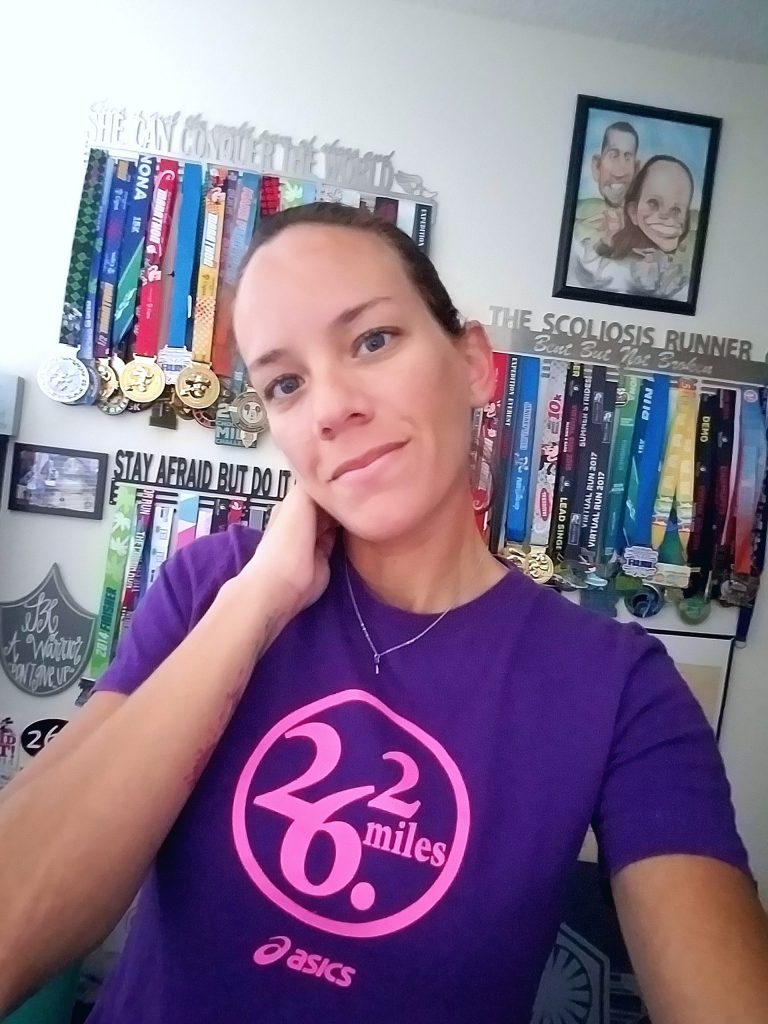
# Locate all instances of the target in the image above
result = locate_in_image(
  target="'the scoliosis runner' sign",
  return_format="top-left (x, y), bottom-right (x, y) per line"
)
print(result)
top-left (487, 306), bottom-right (767, 386)
top-left (0, 566), bottom-right (95, 697)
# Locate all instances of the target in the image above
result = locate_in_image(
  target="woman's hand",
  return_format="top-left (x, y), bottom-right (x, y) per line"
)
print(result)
top-left (241, 483), bottom-right (339, 623)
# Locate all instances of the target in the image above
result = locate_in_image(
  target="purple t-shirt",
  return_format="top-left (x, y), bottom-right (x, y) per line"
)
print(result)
top-left (90, 526), bottom-right (750, 1023)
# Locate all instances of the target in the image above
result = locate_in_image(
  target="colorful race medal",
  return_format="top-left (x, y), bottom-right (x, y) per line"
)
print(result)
top-left (176, 169), bottom-right (227, 410)
top-left (120, 159), bottom-right (179, 403)
top-left (39, 149), bottom-right (109, 404)
top-left (158, 162), bottom-right (203, 384)
top-left (95, 159), bottom-right (134, 400)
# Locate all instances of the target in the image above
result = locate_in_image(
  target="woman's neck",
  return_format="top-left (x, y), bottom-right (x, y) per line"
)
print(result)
top-left (343, 492), bottom-right (508, 614)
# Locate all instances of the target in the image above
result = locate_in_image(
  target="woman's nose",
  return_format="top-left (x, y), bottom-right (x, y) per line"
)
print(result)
top-left (312, 369), bottom-right (373, 440)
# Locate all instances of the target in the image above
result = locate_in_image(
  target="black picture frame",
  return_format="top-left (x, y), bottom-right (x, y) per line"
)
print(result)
top-left (8, 443), bottom-right (108, 521)
top-left (553, 95), bottom-right (721, 316)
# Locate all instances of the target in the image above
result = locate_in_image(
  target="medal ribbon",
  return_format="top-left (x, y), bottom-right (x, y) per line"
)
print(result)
top-left (211, 170), bottom-right (241, 378)
top-left (734, 389), bottom-right (767, 574)
top-left (79, 157), bottom-right (115, 363)
top-left (113, 155), bottom-right (155, 354)
top-left (651, 378), bottom-right (699, 554)
top-left (504, 355), bottom-right (539, 544)
top-left (551, 364), bottom-right (584, 561)
top-left (736, 391), bottom-right (768, 643)
top-left (167, 162), bottom-right (204, 350)
top-left (627, 375), bottom-right (669, 548)
top-left (622, 378), bottom-right (654, 551)
top-left (576, 365), bottom-right (608, 559)
top-left (117, 488), bottom-right (156, 641)
top-left (190, 169), bottom-right (228, 366)
top-left (565, 366), bottom-right (594, 561)
top-left (601, 375), bottom-right (641, 561)
top-left (685, 392), bottom-right (718, 595)
top-left (146, 500), bottom-right (176, 588)
top-left (211, 172), bottom-right (261, 381)
top-left (134, 159), bottom-right (180, 359)
top-left (488, 356), bottom-right (519, 554)
top-left (530, 360), bottom-right (567, 548)
top-left (712, 390), bottom-right (737, 591)
top-left (95, 160), bottom-right (133, 359)
top-left (585, 377), bottom-right (617, 561)
top-left (60, 149), bottom-right (108, 346)
top-left (86, 484), bottom-right (138, 679)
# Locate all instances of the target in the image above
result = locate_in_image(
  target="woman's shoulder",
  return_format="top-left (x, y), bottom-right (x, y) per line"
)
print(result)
top-left (510, 570), bottom-right (657, 688)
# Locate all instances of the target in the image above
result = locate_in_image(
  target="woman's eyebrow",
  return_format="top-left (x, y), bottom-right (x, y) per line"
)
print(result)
top-left (248, 297), bottom-right (394, 373)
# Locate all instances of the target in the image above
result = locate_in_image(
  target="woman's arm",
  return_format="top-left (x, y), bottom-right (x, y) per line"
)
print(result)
top-left (0, 485), bottom-right (337, 1015)
top-left (0, 692), bottom-right (127, 809)
top-left (613, 854), bottom-right (768, 1022)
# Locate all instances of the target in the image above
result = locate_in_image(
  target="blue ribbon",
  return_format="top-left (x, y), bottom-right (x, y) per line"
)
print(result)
top-left (505, 355), bottom-right (539, 544)
top-left (168, 163), bottom-right (203, 350)
top-left (631, 374), bottom-right (670, 548)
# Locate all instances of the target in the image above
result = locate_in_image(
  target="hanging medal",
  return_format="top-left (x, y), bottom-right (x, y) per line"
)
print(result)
top-left (735, 391), bottom-right (768, 642)
top-left (120, 159), bottom-right (180, 404)
top-left (117, 488), bottom-right (156, 639)
top-left (650, 378), bottom-right (699, 588)
top-left (215, 174), bottom-right (262, 446)
top-left (721, 388), bottom-right (767, 606)
top-left (175, 168), bottom-right (227, 410)
top-left (204, 170), bottom-right (241, 422)
top-left (71, 156), bottom-right (116, 406)
top-left (39, 150), bottom-right (109, 405)
top-left (86, 484), bottom-right (138, 680)
top-left (94, 159), bottom-right (134, 401)
top-left (100, 155), bottom-right (155, 416)
top-left (527, 359), bottom-right (568, 583)
top-left (504, 355), bottom-right (539, 547)
top-left (600, 375), bottom-right (641, 564)
top-left (157, 162), bottom-right (203, 387)
top-left (622, 375), bottom-right (669, 580)
top-left (678, 392), bottom-right (718, 624)
top-left (550, 364), bottom-right (584, 567)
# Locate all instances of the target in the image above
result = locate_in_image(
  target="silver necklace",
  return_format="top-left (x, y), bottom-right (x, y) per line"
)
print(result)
top-left (344, 559), bottom-right (452, 674)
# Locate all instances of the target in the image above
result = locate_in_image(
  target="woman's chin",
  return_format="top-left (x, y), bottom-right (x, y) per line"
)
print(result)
top-left (336, 500), bottom-right (428, 544)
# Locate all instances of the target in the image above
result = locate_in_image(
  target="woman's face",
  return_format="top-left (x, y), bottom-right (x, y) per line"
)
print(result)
top-left (234, 225), bottom-right (494, 541)
top-left (627, 160), bottom-right (692, 253)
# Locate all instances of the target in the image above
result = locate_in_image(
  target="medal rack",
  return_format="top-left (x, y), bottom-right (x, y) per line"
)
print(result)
top-left (475, 345), bottom-right (767, 642)
top-left (39, 139), bottom-right (436, 447)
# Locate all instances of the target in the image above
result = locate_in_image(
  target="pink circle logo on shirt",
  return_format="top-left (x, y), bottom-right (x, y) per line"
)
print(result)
top-left (232, 689), bottom-right (470, 938)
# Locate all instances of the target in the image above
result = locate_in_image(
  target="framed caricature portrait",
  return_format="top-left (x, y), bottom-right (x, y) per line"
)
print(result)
top-left (553, 95), bottom-right (721, 316)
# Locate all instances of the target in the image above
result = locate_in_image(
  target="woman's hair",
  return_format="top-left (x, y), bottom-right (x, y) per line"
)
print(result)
top-left (596, 154), bottom-right (694, 260)
top-left (235, 201), bottom-right (463, 337)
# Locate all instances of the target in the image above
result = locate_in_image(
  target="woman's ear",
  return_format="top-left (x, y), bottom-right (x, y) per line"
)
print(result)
top-left (459, 320), bottom-right (496, 408)
top-left (626, 201), bottom-right (639, 226)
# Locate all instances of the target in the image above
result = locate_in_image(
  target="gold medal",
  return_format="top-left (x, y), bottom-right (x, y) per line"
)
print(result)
top-left (96, 358), bottom-right (119, 400)
top-left (120, 356), bottom-right (167, 404)
top-left (177, 169), bottom-right (227, 411)
top-left (527, 548), bottom-right (555, 584)
top-left (175, 363), bottom-right (221, 410)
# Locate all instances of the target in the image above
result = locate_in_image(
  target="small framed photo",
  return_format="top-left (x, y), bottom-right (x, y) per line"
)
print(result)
top-left (553, 95), bottom-right (721, 316)
top-left (8, 443), bottom-right (108, 520)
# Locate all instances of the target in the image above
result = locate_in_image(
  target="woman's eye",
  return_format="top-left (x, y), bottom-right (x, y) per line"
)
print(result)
top-left (265, 375), bottom-right (301, 401)
top-left (646, 198), bottom-right (659, 211)
top-left (359, 329), bottom-right (395, 354)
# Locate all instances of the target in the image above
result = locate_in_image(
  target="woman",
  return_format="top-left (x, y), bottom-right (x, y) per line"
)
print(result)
top-left (1, 203), bottom-right (767, 1022)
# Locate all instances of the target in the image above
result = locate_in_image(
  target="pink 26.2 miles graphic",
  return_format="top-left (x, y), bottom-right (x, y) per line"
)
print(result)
top-left (232, 689), bottom-right (470, 938)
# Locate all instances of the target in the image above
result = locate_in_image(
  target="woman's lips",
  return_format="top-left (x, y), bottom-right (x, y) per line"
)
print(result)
top-left (331, 442), bottom-right (408, 484)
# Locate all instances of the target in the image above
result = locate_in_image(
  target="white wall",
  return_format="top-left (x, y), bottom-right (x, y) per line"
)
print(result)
top-left (2, 0), bottom-right (767, 891)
